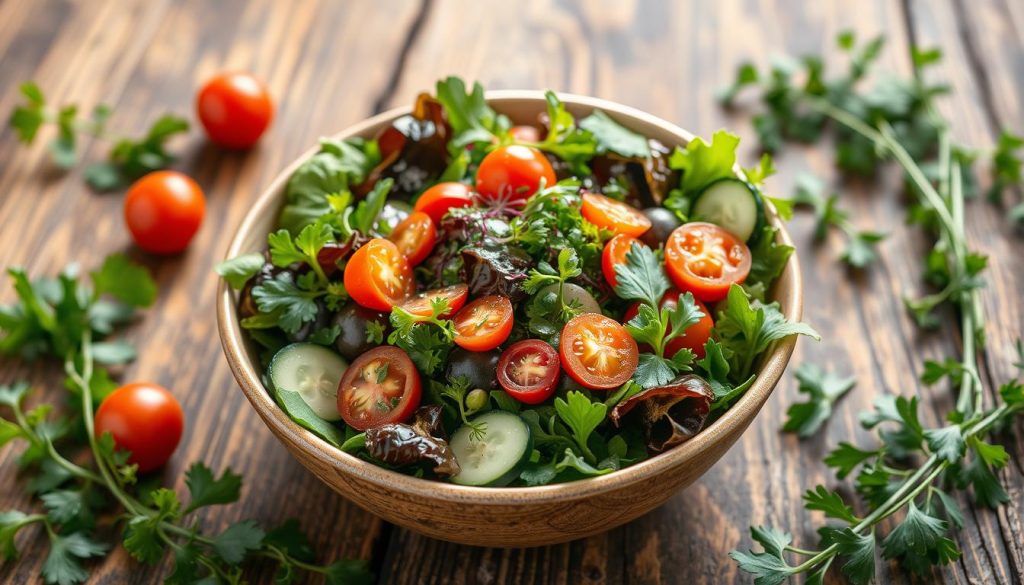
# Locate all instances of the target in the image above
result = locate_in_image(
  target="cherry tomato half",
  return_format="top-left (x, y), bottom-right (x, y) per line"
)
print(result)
top-left (123, 170), bottom-right (205, 255)
top-left (337, 346), bottom-right (422, 431)
top-left (602, 234), bottom-right (646, 289)
top-left (665, 222), bottom-right (752, 302)
top-left (94, 382), bottom-right (184, 473)
top-left (344, 238), bottom-right (414, 311)
top-left (398, 284), bottom-right (469, 318)
top-left (497, 340), bottom-right (561, 404)
top-left (581, 192), bottom-right (652, 237)
top-left (413, 182), bottom-right (475, 223)
top-left (508, 125), bottom-right (542, 143)
top-left (623, 290), bottom-right (714, 359)
top-left (196, 72), bottom-right (274, 148)
top-left (452, 295), bottom-right (514, 351)
top-left (559, 313), bottom-right (639, 390)
top-left (475, 145), bottom-right (555, 208)
top-left (387, 211), bottom-right (437, 265)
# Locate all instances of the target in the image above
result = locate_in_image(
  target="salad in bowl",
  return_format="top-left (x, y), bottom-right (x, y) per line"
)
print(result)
top-left (217, 77), bottom-right (814, 491)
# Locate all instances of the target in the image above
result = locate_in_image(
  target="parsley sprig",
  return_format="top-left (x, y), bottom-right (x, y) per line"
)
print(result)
top-left (612, 243), bottom-right (703, 388)
top-left (387, 297), bottom-right (455, 376)
top-left (522, 247), bottom-right (585, 338)
top-left (0, 257), bottom-right (371, 584)
top-left (723, 30), bottom-right (1024, 582)
top-left (791, 173), bottom-right (887, 268)
top-left (9, 82), bottom-right (189, 191)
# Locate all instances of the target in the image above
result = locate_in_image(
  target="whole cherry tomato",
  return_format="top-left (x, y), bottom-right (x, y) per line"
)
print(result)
top-left (94, 382), bottom-right (184, 473)
top-left (475, 145), bottom-right (555, 208)
top-left (196, 72), bottom-right (273, 148)
top-left (123, 170), bottom-right (205, 255)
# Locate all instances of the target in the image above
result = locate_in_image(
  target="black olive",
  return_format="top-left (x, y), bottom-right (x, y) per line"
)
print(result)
top-left (332, 303), bottom-right (390, 360)
top-left (641, 207), bottom-right (681, 248)
top-left (446, 347), bottom-right (501, 391)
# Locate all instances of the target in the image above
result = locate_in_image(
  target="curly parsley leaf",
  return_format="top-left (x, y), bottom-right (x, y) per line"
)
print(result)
top-left (435, 77), bottom-right (510, 147)
top-left (530, 91), bottom-right (597, 173)
top-left (696, 339), bottom-right (755, 410)
top-left (390, 319), bottom-right (452, 376)
top-left (782, 363), bottom-right (855, 438)
top-left (184, 463), bottom-right (242, 514)
top-left (251, 272), bottom-right (320, 335)
top-left (612, 242), bottom-right (669, 308)
top-left (880, 502), bottom-right (960, 574)
top-left (747, 226), bottom-right (794, 286)
top-left (554, 391), bottom-right (606, 464)
top-left (212, 520), bottom-right (265, 564)
top-left (728, 526), bottom-right (793, 585)
top-left (42, 532), bottom-right (108, 585)
top-left (822, 526), bottom-right (876, 585)
top-left (803, 485), bottom-right (858, 523)
top-left (714, 285), bottom-right (819, 380)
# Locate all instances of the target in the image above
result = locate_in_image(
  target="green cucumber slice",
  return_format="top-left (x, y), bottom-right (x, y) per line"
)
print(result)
top-left (450, 411), bottom-right (532, 486)
top-left (269, 343), bottom-right (348, 422)
top-left (692, 178), bottom-right (764, 242)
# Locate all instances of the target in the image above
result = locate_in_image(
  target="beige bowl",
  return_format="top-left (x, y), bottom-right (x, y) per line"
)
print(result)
top-left (216, 92), bottom-right (803, 547)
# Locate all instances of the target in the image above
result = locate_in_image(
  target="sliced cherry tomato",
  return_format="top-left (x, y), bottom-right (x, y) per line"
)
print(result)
top-left (665, 222), bottom-right (751, 302)
top-left (475, 145), bottom-right (555, 208)
top-left (337, 346), bottom-right (421, 431)
top-left (413, 182), bottom-right (475, 223)
top-left (581, 192), bottom-right (652, 237)
top-left (387, 211), bottom-right (437, 265)
top-left (508, 125), bottom-right (542, 143)
top-left (623, 290), bottom-right (714, 358)
top-left (497, 340), bottom-right (561, 404)
top-left (123, 171), bottom-right (205, 255)
top-left (196, 72), bottom-right (273, 148)
top-left (344, 238), bottom-right (414, 311)
top-left (398, 284), bottom-right (469, 317)
top-left (559, 313), bottom-right (639, 390)
top-left (452, 295), bottom-right (514, 351)
top-left (602, 234), bottom-right (646, 289)
top-left (94, 382), bottom-right (184, 473)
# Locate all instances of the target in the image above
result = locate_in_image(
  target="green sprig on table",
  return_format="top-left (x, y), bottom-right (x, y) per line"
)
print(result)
top-left (0, 257), bottom-right (371, 584)
top-left (723, 31), bottom-right (1024, 582)
top-left (8, 82), bottom-right (189, 191)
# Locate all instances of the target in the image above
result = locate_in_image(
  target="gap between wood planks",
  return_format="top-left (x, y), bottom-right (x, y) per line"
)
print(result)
top-left (371, 0), bottom-right (435, 114)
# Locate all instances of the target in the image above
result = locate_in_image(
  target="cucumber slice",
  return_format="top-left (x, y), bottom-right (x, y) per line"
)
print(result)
top-left (269, 343), bottom-right (348, 422)
top-left (450, 411), bottom-right (532, 486)
top-left (692, 178), bottom-right (764, 242)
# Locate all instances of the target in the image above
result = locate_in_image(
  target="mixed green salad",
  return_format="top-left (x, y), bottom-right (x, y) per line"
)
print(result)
top-left (217, 77), bottom-right (816, 487)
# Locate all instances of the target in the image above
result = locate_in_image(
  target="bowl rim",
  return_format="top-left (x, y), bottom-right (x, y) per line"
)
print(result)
top-left (216, 90), bottom-right (803, 504)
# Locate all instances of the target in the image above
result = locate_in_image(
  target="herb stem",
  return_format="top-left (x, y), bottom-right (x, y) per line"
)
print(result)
top-left (66, 332), bottom-right (146, 517)
top-left (44, 439), bottom-right (104, 484)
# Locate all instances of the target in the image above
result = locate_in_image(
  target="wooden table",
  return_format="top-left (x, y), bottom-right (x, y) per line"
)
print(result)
top-left (1, 0), bottom-right (1022, 583)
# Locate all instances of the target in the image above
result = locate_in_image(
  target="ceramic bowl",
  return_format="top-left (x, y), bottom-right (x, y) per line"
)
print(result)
top-left (216, 91), bottom-right (803, 547)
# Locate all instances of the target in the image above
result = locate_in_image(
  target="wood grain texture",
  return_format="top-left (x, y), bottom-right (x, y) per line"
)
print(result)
top-left (0, 0), bottom-right (1021, 583)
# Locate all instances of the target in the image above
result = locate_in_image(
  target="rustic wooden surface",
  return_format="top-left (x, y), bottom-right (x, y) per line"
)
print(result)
top-left (0, 0), bottom-right (1021, 583)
